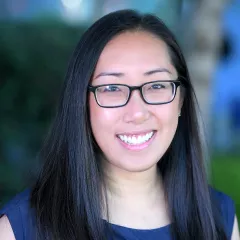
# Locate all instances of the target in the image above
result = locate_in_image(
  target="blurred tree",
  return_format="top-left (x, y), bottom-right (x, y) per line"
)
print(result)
top-left (0, 0), bottom-right (9, 19)
top-left (186, 0), bottom-right (228, 142)
top-left (155, 0), bottom-right (183, 30)
top-left (93, 0), bottom-right (106, 21)
top-left (0, 21), bottom-right (85, 202)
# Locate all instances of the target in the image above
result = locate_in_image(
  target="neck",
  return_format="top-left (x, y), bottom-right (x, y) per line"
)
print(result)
top-left (103, 162), bottom-right (164, 200)
top-left (101, 162), bottom-right (167, 222)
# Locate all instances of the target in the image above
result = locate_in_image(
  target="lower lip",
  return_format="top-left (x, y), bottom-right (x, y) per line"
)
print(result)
top-left (116, 131), bottom-right (157, 151)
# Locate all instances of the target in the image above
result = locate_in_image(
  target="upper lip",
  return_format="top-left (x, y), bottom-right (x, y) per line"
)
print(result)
top-left (116, 130), bottom-right (156, 136)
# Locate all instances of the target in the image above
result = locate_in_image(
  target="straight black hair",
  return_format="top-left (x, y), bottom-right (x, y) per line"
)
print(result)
top-left (31, 9), bottom-right (227, 240)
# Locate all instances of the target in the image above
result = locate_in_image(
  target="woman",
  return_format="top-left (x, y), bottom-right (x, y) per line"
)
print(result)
top-left (0, 9), bottom-right (239, 240)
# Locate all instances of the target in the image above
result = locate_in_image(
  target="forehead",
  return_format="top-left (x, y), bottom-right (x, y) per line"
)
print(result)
top-left (94, 31), bottom-right (175, 75)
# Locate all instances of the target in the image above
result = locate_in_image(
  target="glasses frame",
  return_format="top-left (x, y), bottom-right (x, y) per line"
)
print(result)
top-left (88, 80), bottom-right (182, 108)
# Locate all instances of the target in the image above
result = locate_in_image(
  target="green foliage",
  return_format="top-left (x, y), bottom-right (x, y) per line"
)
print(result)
top-left (0, 21), bottom-right (85, 203)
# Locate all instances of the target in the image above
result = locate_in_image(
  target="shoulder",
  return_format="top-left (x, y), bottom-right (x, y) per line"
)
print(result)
top-left (210, 187), bottom-right (236, 239)
top-left (0, 215), bottom-right (16, 240)
top-left (210, 187), bottom-right (235, 222)
top-left (0, 189), bottom-right (36, 240)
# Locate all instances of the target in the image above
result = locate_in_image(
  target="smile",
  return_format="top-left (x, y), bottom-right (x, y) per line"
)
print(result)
top-left (117, 131), bottom-right (154, 145)
top-left (116, 130), bottom-right (156, 150)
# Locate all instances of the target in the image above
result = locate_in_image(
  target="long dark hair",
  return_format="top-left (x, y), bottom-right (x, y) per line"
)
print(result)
top-left (31, 9), bottom-right (227, 240)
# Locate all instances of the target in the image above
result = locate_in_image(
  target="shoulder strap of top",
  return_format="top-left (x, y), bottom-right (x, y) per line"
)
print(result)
top-left (210, 187), bottom-right (236, 239)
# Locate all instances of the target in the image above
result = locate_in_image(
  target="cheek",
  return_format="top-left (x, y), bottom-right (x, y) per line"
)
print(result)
top-left (151, 101), bottom-right (179, 140)
top-left (89, 95), bottom-right (120, 141)
top-left (152, 102), bottom-right (179, 123)
top-left (163, 93), bottom-right (181, 124)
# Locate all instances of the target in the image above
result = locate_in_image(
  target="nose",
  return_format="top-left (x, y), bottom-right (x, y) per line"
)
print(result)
top-left (123, 91), bottom-right (150, 124)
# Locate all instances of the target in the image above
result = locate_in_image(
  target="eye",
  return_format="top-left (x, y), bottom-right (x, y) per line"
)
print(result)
top-left (149, 83), bottom-right (165, 90)
top-left (97, 85), bottom-right (122, 93)
top-left (102, 85), bottom-right (121, 92)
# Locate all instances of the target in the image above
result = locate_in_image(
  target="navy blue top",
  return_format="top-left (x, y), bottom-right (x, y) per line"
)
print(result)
top-left (0, 188), bottom-right (235, 240)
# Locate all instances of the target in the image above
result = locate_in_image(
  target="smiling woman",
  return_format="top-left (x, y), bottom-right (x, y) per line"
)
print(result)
top-left (0, 9), bottom-right (239, 240)
top-left (89, 31), bottom-right (181, 173)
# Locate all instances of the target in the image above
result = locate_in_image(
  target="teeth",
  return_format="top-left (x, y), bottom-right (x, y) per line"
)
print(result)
top-left (143, 135), bottom-right (148, 141)
top-left (118, 131), bottom-right (154, 145)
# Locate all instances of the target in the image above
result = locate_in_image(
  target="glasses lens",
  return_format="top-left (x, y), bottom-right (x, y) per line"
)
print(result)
top-left (142, 81), bottom-right (175, 104)
top-left (95, 85), bottom-right (129, 107)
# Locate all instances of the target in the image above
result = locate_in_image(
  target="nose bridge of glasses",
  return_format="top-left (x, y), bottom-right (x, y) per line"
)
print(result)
top-left (124, 85), bottom-right (150, 123)
top-left (128, 85), bottom-right (145, 103)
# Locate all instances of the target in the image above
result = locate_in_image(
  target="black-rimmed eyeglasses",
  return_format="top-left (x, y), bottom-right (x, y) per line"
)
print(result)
top-left (88, 80), bottom-right (181, 108)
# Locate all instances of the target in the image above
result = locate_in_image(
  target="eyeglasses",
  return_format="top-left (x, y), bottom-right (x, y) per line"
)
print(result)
top-left (88, 80), bottom-right (181, 108)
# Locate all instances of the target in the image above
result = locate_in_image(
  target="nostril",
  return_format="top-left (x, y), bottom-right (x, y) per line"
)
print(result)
top-left (123, 110), bottom-right (150, 124)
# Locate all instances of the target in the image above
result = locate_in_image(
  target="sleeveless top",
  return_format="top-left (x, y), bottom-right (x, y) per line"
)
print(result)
top-left (0, 188), bottom-right (235, 240)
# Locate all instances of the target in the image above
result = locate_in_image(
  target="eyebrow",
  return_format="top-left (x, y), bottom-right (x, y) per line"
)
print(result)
top-left (94, 72), bottom-right (124, 79)
top-left (94, 67), bottom-right (172, 79)
top-left (144, 68), bottom-right (172, 76)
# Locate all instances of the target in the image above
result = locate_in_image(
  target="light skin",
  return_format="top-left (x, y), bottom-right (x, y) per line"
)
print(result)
top-left (90, 31), bottom-right (180, 175)
top-left (90, 31), bottom-right (180, 228)
top-left (0, 31), bottom-right (239, 239)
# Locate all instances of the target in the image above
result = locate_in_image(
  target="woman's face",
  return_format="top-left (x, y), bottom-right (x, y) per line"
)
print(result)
top-left (89, 31), bottom-right (181, 173)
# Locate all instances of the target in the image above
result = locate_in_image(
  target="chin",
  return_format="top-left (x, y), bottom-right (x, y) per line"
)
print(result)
top-left (117, 160), bottom-right (158, 173)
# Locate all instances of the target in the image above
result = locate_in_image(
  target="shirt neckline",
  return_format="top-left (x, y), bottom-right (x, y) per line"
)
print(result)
top-left (103, 219), bottom-right (171, 233)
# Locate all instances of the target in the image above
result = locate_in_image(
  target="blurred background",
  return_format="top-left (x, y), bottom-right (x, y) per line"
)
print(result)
top-left (0, 0), bottom-right (239, 219)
